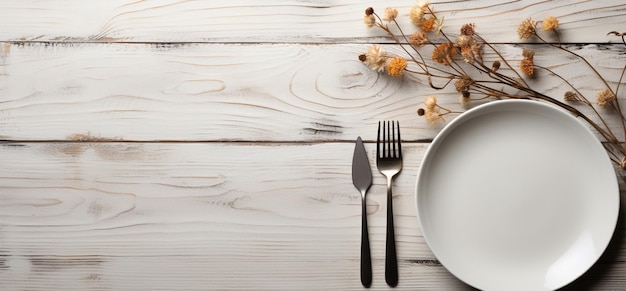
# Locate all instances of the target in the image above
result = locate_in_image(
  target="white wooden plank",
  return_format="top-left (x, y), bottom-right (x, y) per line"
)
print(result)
top-left (1, 42), bottom-right (626, 142)
top-left (0, 0), bottom-right (624, 44)
top-left (0, 142), bottom-right (624, 290)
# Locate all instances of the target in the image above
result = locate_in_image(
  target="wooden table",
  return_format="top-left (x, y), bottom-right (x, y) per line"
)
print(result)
top-left (1, 1), bottom-right (625, 289)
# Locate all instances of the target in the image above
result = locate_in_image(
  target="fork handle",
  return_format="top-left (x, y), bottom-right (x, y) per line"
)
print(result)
top-left (385, 182), bottom-right (398, 287)
top-left (361, 198), bottom-right (372, 287)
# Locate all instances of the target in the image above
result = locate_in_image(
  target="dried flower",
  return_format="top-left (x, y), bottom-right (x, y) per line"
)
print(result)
top-left (409, 0), bottom-right (431, 25)
top-left (517, 18), bottom-right (537, 40)
top-left (471, 41), bottom-right (483, 62)
top-left (387, 57), bottom-right (408, 77)
top-left (432, 43), bottom-right (456, 65)
top-left (597, 89), bottom-right (616, 108)
top-left (461, 47), bottom-right (474, 63)
top-left (365, 7), bottom-right (374, 16)
top-left (423, 96), bottom-right (443, 124)
top-left (492, 60), bottom-right (501, 72)
top-left (564, 91), bottom-right (580, 102)
top-left (417, 108), bottom-right (425, 116)
top-left (364, 14), bottom-right (376, 28)
top-left (420, 17), bottom-right (436, 32)
top-left (424, 95), bottom-right (437, 109)
top-left (409, 31), bottom-right (429, 47)
top-left (362, 45), bottom-right (387, 72)
top-left (456, 35), bottom-right (472, 48)
top-left (383, 7), bottom-right (399, 22)
top-left (409, 5), bottom-right (426, 26)
top-left (459, 92), bottom-right (471, 109)
top-left (455, 77), bottom-right (473, 92)
top-left (460, 23), bottom-right (475, 36)
top-left (541, 16), bottom-right (559, 31)
top-left (520, 49), bottom-right (535, 76)
top-left (425, 109), bottom-right (441, 124)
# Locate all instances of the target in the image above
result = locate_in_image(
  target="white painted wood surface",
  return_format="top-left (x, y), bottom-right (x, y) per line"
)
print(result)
top-left (1, 0), bottom-right (625, 290)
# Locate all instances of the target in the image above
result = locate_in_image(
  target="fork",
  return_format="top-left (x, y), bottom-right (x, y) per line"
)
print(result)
top-left (377, 121), bottom-right (402, 287)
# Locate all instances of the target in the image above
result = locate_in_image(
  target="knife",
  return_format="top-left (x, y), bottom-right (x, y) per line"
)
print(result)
top-left (352, 136), bottom-right (373, 287)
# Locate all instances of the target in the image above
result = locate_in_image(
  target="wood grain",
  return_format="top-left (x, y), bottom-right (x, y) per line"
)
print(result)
top-left (0, 142), bottom-right (624, 290)
top-left (0, 0), bottom-right (624, 44)
top-left (1, 42), bottom-right (625, 142)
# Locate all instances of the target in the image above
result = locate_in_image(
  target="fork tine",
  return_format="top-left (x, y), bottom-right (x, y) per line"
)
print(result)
top-left (386, 121), bottom-right (391, 158)
top-left (391, 121), bottom-right (396, 158)
top-left (397, 121), bottom-right (402, 159)
top-left (377, 121), bottom-right (381, 158)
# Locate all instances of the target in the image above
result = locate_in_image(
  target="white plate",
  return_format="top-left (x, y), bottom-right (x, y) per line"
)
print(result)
top-left (416, 99), bottom-right (619, 291)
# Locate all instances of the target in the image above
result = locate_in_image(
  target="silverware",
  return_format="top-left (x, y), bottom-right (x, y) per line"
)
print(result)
top-left (377, 121), bottom-right (402, 287)
top-left (352, 136), bottom-right (373, 288)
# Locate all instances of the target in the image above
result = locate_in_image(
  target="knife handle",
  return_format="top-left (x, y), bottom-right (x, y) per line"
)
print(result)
top-left (361, 201), bottom-right (372, 287)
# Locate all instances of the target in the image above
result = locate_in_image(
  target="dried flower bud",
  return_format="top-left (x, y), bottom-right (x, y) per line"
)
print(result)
top-left (364, 14), bottom-right (376, 28)
top-left (365, 7), bottom-right (374, 16)
top-left (541, 16), bottom-right (559, 31)
top-left (460, 23), bottom-right (475, 36)
top-left (383, 7), bottom-right (398, 22)
top-left (454, 77), bottom-right (473, 92)
top-left (417, 108), bottom-right (425, 116)
top-left (492, 61), bottom-right (501, 72)
top-left (520, 58), bottom-right (534, 76)
top-left (597, 88), bottom-right (616, 108)
top-left (564, 91), bottom-right (579, 102)
top-left (459, 93), bottom-right (471, 109)
top-left (522, 49), bottom-right (535, 60)
top-left (359, 54), bottom-right (367, 62)
top-left (517, 18), bottom-right (537, 40)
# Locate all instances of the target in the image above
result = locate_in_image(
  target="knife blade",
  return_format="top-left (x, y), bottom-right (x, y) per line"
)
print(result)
top-left (352, 136), bottom-right (373, 287)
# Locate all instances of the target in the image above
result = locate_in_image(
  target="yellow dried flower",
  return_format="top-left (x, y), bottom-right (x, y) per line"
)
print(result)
top-left (409, 31), bottom-right (429, 48)
top-left (420, 17), bottom-right (436, 32)
top-left (517, 18), bottom-right (537, 40)
top-left (383, 7), bottom-right (399, 22)
top-left (364, 14), bottom-right (376, 28)
top-left (362, 45), bottom-right (387, 72)
top-left (432, 43), bottom-right (456, 65)
top-left (387, 57), bottom-right (408, 77)
top-left (520, 49), bottom-right (535, 76)
top-left (541, 16), bottom-right (559, 31)
top-left (597, 89), bottom-right (616, 108)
